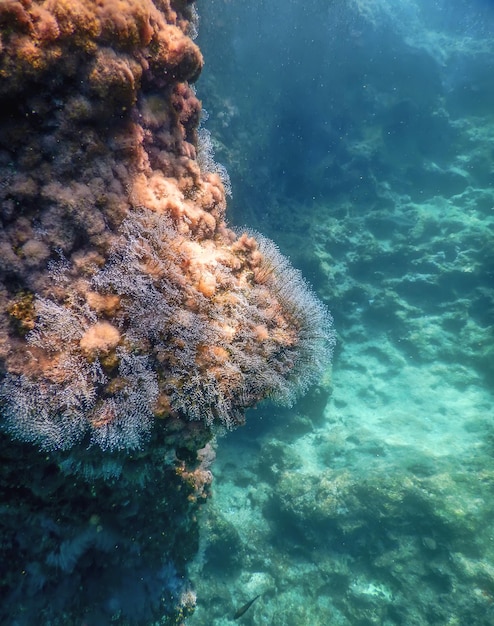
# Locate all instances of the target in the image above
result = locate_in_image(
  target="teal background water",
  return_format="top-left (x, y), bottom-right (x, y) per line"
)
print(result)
top-left (189, 1), bottom-right (494, 624)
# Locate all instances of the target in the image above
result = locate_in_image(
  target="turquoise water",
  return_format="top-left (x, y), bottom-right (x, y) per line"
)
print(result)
top-left (188, 1), bottom-right (494, 624)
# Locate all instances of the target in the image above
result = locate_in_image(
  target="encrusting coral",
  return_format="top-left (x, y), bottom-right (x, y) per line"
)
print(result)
top-left (0, 0), bottom-right (334, 452)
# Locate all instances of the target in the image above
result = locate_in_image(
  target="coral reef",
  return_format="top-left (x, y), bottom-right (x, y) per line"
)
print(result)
top-left (0, 0), bottom-right (333, 449)
top-left (0, 0), bottom-right (333, 624)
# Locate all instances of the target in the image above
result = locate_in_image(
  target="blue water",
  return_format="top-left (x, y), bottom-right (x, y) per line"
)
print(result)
top-left (188, 0), bottom-right (494, 624)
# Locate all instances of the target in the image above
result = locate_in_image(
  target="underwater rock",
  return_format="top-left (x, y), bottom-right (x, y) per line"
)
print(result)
top-left (0, 1), bottom-right (334, 624)
top-left (0, 0), bottom-right (334, 452)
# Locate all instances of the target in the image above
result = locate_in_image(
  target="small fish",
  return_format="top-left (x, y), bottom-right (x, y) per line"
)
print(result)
top-left (233, 594), bottom-right (261, 620)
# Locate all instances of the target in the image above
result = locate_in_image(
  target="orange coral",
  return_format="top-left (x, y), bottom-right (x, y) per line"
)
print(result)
top-left (79, 321), bottom-right (121, 358)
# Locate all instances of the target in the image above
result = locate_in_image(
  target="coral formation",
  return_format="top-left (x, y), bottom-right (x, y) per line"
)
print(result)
top-left (0, 1), bottom-right (333, 624)
top-left (0, 0), bottom-right (334, 452)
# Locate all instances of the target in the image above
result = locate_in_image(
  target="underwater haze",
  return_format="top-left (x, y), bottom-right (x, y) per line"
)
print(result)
top-left (189, 0), bottom-right (494, 624)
